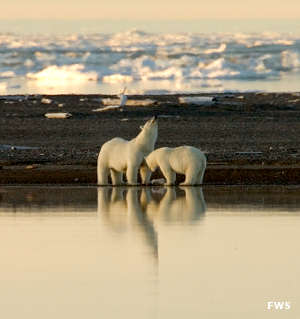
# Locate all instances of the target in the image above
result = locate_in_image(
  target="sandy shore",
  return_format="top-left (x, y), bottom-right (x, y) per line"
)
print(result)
top-left (1, 92), bottom-right (300, 185)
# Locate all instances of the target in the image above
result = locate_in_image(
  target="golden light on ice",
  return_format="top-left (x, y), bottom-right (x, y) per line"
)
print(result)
top-left (27, 64), bottom-right (98, 88)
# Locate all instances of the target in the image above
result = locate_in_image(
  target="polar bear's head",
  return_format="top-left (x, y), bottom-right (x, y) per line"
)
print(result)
top-left (139, 116), bottom-right (157, 131)
top-left (136, 116), bottom-right (158, 152)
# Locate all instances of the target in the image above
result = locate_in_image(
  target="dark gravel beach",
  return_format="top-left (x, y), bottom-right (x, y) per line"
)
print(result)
top-left (1, 92), bottom-right (300, 184)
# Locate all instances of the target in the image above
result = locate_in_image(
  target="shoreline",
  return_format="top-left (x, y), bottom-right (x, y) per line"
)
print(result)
top-left (1, 92), bottom-right (300, 185)
top-left (2, 164), bottom-right (300, 185)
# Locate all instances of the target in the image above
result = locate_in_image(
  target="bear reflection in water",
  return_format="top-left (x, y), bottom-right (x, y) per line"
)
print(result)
top-left (97, 187), bottom-right (206, 258)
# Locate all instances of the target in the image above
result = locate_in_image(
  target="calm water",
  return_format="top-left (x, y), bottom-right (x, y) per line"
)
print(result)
top-left (0, 186), bottom-right (299, 318)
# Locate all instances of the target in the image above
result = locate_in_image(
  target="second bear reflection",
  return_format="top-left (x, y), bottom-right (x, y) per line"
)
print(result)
top-left (97, 187), bottom-right (206, 225)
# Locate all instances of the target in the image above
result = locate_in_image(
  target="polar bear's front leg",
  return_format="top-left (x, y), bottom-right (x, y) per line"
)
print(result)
top-left (110, 168), bottom-right (124, 186)
top-left (97, 166), bottom-right (109, 185)
top-left (160, 164), bottom-right (176, 186)
top-left (126, 165), bottom-right (139, 185)
top-left (97, 154), bottom-right (110, 185)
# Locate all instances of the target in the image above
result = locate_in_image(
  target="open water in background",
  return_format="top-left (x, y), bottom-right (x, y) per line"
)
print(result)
top-left (0, 186), bottom-right (299, 318)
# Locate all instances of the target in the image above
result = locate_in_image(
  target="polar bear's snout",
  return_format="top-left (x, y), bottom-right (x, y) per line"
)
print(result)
top-left (140, 116), bottom-right (157, 130)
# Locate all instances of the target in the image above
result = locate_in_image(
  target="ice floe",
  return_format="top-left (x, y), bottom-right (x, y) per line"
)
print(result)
top-left (0, 30), bottom-right (299, 93)
top-left (44, 112), bottom-right (72, 119)
top-left (27, 64), bottom-right (98, 88)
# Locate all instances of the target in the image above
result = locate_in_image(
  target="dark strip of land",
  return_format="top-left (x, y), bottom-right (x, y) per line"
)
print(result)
top-left (1, 165), bottom-right (300, 185)
top-left (1, 92), bottom-right (300, 185)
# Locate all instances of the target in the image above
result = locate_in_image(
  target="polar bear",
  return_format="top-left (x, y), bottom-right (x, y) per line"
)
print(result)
top-left (97, 116), bottom-right (158, 185)
top-left (141, 146), bottom-right (206, 186)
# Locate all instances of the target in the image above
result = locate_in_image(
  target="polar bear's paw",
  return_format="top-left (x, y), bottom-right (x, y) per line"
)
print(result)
top-left (126, 182), bottom-right (141, 186)
top-left (179, 182), bottom-right (193, 186)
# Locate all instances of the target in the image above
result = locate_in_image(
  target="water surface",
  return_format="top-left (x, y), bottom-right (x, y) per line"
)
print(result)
top-left (0, 186), bottom-right (299, 318)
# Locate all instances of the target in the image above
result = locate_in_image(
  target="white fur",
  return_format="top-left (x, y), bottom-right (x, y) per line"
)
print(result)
top-left (142, 146), bottom-right (206, 186)
top-left (97, 116), bottom-right (158, 185)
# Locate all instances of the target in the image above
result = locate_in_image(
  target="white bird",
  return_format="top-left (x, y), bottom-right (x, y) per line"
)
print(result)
top-left (119, 87), bottom-right (127, 107)
top-left (92, 87), bottom-right (128, 112)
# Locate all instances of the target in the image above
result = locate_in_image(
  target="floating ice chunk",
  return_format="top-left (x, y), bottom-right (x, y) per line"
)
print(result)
top-left (195, 58), bottom-right (240, 79)
top-left (27, 64), bottom-right (98, 87)
top-left (126, 99), bottom-right (155, 106)
top-left (281, 51), bottom-right (300, 69)
top-left (179, 96), bottom-right (214, 106)
top-left (102, 74), bottom-right (133, 84)
top-left (44, 112), bottom-right (72, 119)
top-left (41, 98), bottom-right (52, 104)
top-left (274, 40), bottom-right (294, 46)
top-left (101, 98), bottom-right (121, 106)
top-left (24, 59), bottom-right (34, 67)
top-left (35, 51), bottom-right (56, 61)
top-left (101, 97), bottom-right (155, 107)
top-left (0, 71), bottom-right (15, 78)
top-left (204, 43), bottom-right (227, 54)
top-left (0, 82), bottom-right (7, 93)
top-left (93, 105), bottom-right (121, 112)
top-left (143, 67), bottom-right (183, 80)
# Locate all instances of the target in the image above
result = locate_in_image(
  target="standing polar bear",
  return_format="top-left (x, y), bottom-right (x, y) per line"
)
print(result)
top-left (97, 116), bottom-right (158, 185)
top-left (141, 146), bottom-right (206, 186)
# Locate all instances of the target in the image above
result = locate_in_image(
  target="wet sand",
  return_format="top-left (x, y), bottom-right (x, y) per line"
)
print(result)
top-left (1, 92), bottom-right (300, 185)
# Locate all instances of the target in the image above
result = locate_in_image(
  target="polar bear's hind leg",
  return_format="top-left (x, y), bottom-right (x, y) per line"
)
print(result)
top-left (197, 156), bottom-right (207, 185)
top-left (126, 165), bottom-right (139, 185)
top-left (197, 169), bottom-right (205, 185)
top-left (180, 167), bottom-right (198, 186)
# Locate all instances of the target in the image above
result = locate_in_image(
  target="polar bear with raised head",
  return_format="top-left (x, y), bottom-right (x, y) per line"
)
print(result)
top-left (97, 116), bottom-right (158, 185)
top-left (141, 146), bottom-right (206, 186)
